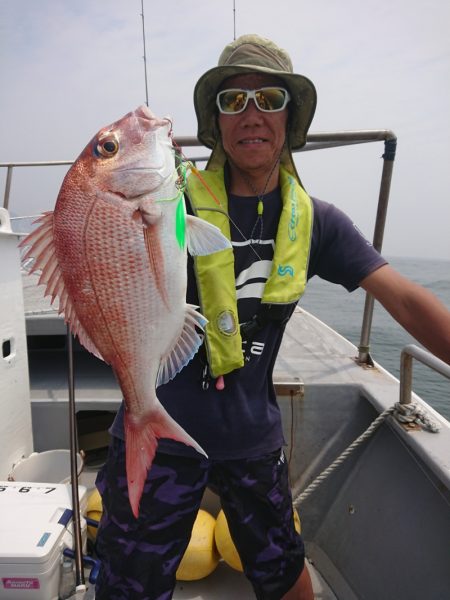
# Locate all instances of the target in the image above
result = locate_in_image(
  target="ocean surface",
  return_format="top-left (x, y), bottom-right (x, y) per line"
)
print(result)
top-left (300, 256), bottom-right (450, 421)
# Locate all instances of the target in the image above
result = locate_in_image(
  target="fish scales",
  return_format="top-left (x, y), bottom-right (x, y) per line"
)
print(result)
top-left (20, 105), bottom-right (231, 516)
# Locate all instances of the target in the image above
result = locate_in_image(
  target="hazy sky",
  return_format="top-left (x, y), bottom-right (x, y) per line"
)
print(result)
top-left (1, 0), bottom-right (449, 260)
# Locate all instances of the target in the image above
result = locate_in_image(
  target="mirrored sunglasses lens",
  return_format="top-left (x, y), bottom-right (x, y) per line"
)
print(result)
top-left (255, 89), bottom-right (287, 111)
top-left (219, 90), bottom-right (248, 113)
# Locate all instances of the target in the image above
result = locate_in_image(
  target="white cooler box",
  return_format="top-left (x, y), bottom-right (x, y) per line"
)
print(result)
top-left (0, 481), bottom-right (87, 600)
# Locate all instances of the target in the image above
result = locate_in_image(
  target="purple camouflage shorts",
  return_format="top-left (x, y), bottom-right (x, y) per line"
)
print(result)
top-left (94, 436), bottom-right (304, 600)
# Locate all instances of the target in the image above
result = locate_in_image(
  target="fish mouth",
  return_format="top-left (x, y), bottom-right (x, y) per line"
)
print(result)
top-left (134, 105), bottom-right (172, 131)
top-left (108, 166), bottom-right (174, 200)
top-left (107, 188), bottom-right (160, 201)
top-left (114, 163), bottom-right (172, 179)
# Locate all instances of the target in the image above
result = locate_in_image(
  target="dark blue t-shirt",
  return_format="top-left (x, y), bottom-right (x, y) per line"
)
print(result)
top-left (110, 188), bottom-right (386, 459)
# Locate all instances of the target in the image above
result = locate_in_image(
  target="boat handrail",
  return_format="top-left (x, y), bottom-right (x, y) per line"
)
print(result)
top-left (293, 344), bottom-right (449, 507)
top-left (1, 128), bottom-right (397, 363)
top-left (0, 129), bottom-right (396, 210)
top-left (399, 344), bottom-right (450, 406)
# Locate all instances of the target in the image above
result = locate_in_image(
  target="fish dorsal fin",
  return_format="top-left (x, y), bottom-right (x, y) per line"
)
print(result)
top-left (186, 214), bottom-right (231, 256)
top-left (156, 304), bottom-right (207, 387)
top-left (20, 212), bottom-right (105, 362)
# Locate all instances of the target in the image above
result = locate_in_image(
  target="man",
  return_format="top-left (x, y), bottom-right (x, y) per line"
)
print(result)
top-left (95, 35), bottom-right (450, 600)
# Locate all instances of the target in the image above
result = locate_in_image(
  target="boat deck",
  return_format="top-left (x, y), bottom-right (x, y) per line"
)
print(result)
top-left (71, 560), bottom-right (335, 600)
top-left (172, 558), bottom-right (336, 600)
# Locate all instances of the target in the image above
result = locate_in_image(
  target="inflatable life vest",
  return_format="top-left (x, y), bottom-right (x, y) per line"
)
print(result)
top-left (186, 166), bottom-right (313, 378)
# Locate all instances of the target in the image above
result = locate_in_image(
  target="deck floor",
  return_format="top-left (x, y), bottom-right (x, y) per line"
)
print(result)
top-left (73, 558), bottom-right (336, 600)
top-left (173, 558), bottom-right (336, 599)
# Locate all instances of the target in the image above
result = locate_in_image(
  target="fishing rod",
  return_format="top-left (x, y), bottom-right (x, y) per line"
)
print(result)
top-left (67, 326), bottom-right (86, 594)
top-left (140, 0), bottom-right (150, 106)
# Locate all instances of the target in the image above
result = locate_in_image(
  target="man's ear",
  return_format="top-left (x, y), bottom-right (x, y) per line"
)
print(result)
top-left (285, 105), bottom-right (293, 139)
top-left (214, 111), bottom-right (221, 140)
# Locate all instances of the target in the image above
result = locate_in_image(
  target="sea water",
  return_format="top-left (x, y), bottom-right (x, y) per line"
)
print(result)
top-left (300, 256), bottom-right (450, 421)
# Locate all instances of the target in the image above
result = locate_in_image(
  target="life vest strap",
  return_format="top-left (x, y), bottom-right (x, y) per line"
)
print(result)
top-left (240, 303), bottom-right (296, 340)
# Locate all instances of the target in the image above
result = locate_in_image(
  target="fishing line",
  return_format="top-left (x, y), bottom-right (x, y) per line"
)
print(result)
top-left (140, 0), bottom-right (150, 106)
top-left (170, 140), bottom-right (264, 261)
top-left (189, 160), bottom-right (264, 261)
top-left (230, 151), bottom-right (282, 248)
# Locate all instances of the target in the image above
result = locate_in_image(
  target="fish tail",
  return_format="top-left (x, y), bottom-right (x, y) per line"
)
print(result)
top-left (124, 412), bottom-right (158, 519)
top-left (124, 406), bottom-right (207, 518)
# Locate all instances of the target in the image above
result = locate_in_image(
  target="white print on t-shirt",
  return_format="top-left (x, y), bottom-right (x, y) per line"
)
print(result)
top-left (235, 259), bottom-right (273, 301)
top-left (235, 260), bottom-right (272, 287)
top-left (352, 223), bottom-right (373, 246)
top-left (242, 340), bottom-right (265, 356)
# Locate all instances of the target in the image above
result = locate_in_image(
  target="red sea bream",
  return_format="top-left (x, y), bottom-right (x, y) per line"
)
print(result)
top-left (20, 106), bottom-right (231, 517)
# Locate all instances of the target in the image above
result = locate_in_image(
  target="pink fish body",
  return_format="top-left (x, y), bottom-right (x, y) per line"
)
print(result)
top-left (21, 106), bottom-right (230, 516)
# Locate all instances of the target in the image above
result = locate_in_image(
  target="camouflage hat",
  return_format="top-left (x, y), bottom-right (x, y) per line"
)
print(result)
top-left (194, 34), bottom-right (317, 152)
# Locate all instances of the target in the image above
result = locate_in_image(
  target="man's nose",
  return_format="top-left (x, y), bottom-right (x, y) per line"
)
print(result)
top-left (240, 98), bottom-right (264, 120)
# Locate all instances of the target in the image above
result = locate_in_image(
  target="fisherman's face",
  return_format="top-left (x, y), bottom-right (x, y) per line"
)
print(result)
top-left (217, 73), bottom-right (288, 180)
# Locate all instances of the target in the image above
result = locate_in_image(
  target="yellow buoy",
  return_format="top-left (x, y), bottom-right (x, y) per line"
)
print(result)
top-left (214, 510), bottom-right (243, 572)
top-left (214, 507), bottom-right (302, 572)
top-left (293, 507), bottom-right (301, 534)
top-left (176, 509), bottom-right (219, 581)
top-left (86, 488), bottom-right (102, 541)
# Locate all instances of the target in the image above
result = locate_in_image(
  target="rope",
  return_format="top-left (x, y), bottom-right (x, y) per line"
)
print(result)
top-left (393, 402), bottom-right (440, 433)
top-left (292, 402), bottom-right (440, 507)
top-left (293, 407), bottom-right (394, 507)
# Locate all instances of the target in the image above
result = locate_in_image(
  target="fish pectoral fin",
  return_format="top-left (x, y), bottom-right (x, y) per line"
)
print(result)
top-left (125, 406), bottom-right (207, 517)
top-left (186, 214), bottom-right (232, 256)
top-left (19, 211), bottom-right (105, 362)
top-left (156, 304), bottom-right (208, 387)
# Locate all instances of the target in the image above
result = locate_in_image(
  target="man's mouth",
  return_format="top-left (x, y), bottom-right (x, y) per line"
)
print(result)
top-left (239, 138), bottom-right (266, 144)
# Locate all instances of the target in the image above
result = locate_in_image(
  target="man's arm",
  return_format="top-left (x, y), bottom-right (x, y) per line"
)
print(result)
top-left (360, 264), bottom-right (450, 364)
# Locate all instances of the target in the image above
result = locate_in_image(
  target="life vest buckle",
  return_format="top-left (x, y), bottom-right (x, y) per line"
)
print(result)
top-left (240, 315), bottom-right (262, 341)
top-left (201, 364), bottom-right (211, 391)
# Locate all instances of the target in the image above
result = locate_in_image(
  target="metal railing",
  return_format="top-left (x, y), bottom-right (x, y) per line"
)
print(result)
top-left (399, 344), bottom-right (450, 405)
top-left (1, 160), bottom-right (73, 211)
top-left (1, 129), bottom-right (397, 362)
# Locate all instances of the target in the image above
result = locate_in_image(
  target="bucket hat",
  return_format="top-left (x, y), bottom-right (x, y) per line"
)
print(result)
top-left (194, 34), bottom-right (317, 173)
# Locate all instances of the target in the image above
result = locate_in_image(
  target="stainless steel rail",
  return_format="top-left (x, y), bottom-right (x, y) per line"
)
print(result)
top-left (1, 161), bottom-right (73, 211)
top-left (400, 344), bottom-right (450, 405)
top-left (1, 129), bottom-right (396, 209)
top-left (1, 128), bottom-right (397, 361)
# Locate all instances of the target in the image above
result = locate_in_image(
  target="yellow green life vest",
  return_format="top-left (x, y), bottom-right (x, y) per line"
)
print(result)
top-left (186, 165), bottom-right (313, 377)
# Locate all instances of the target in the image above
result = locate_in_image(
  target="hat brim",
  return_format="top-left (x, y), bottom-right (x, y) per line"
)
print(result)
top-left (194, 64), bottom-right (317, 151)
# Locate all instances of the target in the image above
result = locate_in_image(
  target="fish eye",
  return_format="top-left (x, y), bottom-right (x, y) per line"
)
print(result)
top-left (95, 136), bottom-right (119, 158)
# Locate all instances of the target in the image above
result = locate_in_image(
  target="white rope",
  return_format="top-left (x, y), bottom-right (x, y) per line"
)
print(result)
top-left (293, 402), bottom-right (440, 507)
top-left (393, 402), bottom-right (440, 433)
top-left (293, 407), bottom-right (394, 506)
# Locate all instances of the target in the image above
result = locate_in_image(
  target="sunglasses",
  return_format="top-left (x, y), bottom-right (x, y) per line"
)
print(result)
top-left (216, 87), bottom-right (291, 115)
